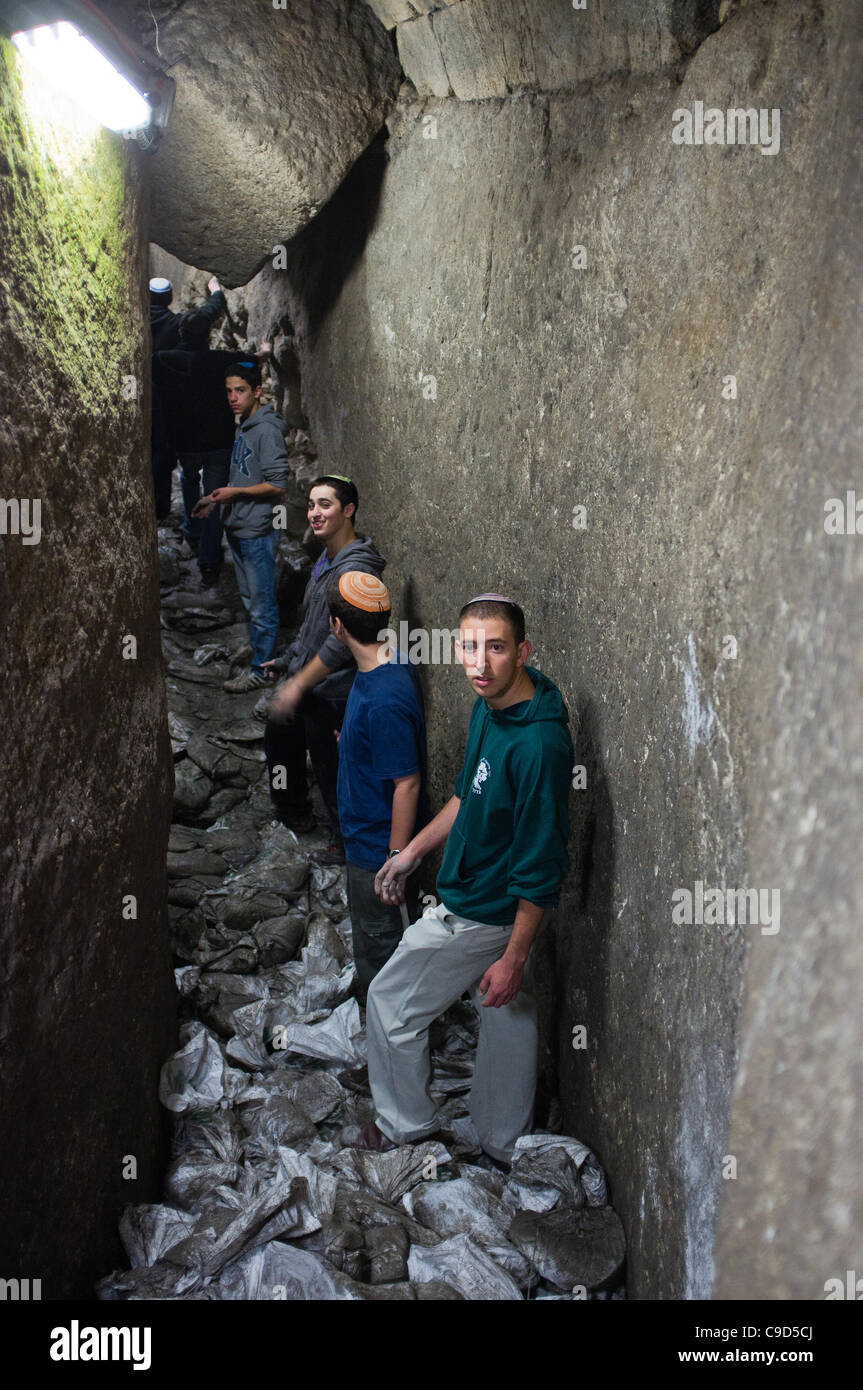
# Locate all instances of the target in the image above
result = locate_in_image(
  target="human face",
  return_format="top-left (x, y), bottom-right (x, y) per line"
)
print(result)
top-left (457, 616), bottom-right (530, 706)
top-left (308, 485), bottom-right (350, 542)
top-left (225, 376), bottom-right (260, 419)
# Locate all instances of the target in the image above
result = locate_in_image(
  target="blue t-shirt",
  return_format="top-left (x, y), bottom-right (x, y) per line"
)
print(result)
top-left (337, 656), bottom-right (428, 871)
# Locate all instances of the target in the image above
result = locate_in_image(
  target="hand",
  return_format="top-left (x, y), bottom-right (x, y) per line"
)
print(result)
top-left (374, 851), bottom-right (420, 906)
top-left (192, 495), bottom-right (215, 518)
top-left (259, 340), bottom-right (272, 357)
top-left (269, 677), bottom-right (303, 720)
top-left (478, 956), bottom-right (524, 1008)
top-left (260, 660), bottom-right (282, 682)
top-left (210, 487), bottom-right (236, 503)
top-left (208, 276), bottom-right (221, 294)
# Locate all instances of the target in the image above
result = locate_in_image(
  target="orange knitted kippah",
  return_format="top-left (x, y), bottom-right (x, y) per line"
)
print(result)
top-left (338, 572), bottom-right (391, 612)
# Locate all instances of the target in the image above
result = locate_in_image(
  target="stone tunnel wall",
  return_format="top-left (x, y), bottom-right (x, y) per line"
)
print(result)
top-left (0, 41), bottom-right (176, 1296)
top-left (210, 0), bottom-right (863, 1297)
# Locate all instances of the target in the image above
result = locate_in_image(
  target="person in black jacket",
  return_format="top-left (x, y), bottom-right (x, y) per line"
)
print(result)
top-left (262, 477), bottom-right (386, 863)
top-left (148, 274), bottom-right (229, 521)
top-left (149, 276), bottom-right (180, 353)
top-left (154, 325), bottom-right (271, 585)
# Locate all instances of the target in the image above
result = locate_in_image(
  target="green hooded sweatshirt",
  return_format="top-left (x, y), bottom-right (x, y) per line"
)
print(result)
top-left (436, 667), bottom-right (573, 925)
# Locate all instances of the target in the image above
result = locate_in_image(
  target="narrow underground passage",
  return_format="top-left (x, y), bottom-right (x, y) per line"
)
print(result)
top-left (2, 0), bottom-right (860, 1318)
top-left (95, 248), bottom-right (626, 1301)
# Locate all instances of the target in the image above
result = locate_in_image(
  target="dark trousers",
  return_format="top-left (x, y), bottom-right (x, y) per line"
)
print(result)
top-left (179, 449), bottom-right (231, 568)
top-left (347, 861), bottom-right (420, 1001)
top-left (265, 690), bottom-right (344, 836)
top-left (151, 444), bottom-right (176, 520)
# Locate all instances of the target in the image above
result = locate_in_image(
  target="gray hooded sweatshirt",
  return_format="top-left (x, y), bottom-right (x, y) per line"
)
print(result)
top-left (270, 535), bottom-right (386, 703)
top-left (224, 404), bottom-right (290, 538)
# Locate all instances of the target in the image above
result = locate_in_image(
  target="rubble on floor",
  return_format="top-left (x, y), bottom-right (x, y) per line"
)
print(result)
top-left (98, 507), bottom-right (626, 1301)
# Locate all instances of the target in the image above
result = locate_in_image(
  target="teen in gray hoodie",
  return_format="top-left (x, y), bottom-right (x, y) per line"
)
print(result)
top-left (263, 476), bottom-right (385, 859)
top-left (193, 361), bottom-right (289, 690)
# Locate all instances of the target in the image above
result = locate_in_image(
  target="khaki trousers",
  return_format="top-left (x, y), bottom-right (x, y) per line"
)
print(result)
top-left (365, 899), bottom-right (542, 1162)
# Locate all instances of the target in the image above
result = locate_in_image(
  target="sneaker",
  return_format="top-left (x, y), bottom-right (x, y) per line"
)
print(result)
top-left (223, 668), bottom-right (269, 693)
top-left (309, 841), bottom-right (346, 866)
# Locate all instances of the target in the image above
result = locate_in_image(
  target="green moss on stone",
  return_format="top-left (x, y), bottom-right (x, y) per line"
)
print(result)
top-left (0, 37), bottom-right (141, 409)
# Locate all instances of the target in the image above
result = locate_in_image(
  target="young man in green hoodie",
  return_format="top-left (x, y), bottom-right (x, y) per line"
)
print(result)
top-left (360, 595), bottom-right (573, 1164)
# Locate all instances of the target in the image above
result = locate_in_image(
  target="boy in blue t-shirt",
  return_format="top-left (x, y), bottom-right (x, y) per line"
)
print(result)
top-left (326, 571), bottom-right (428, 999)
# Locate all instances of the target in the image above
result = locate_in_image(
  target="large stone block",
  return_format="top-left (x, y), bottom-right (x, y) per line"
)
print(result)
top-left (0, 39), bottom-right (176, 1295)
top-left (122, 0), bottom-right (401, 284)
top-left (397, 15), bottom-right (452, 98)
top-left (366, 0), bottom-right (428, 26)
top-left (365, 1), bottom-right (455, 28)
top-left (394, 0), bottom-right (719, 101)
top-left (277, 0), bottom-right (863, 1297)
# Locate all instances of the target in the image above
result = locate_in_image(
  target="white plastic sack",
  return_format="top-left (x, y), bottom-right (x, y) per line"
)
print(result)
top-left (214, 1241), bottom-right (357, 1301)
top-left (275, 1147), bottom-right (339, 1223)
top-left (278, 948), bottom-right (355, 1014)
top-left (408, 1233), bottom-right (523, 1301)
top-left (164, 1150), bottom-right (239, 1210)
top-left (505, 1132), bottom-right (608, 1210)
top-left (119, 1205), bottom-right (198, 1269)
top-left (225, 998), bottom-right (307, 1070)
top-left (164, 1179), bottom-right (314, 1282)
top-left (277, 997), bottom-right (366, 1066)
top-left (334, 1141), bottom-right (451, 1205)
top-left (403, 1178), bottom-right (531, 1284)
top-left (330, 915), bottom-right (353, 953)
top-left (159, 1028), bottom-right (225, 1113)
top-left (174, 965), bottom-right (202, 996)
top-left (283, 1070), bottom-right (345, 1123)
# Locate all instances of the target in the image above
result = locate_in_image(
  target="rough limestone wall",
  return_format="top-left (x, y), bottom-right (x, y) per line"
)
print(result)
top-left (0, 41), bottom-right (176, 1296)
top-left (274, 0), bottom-right (863, 1298)
top-left (364, 0), bottom-right (715, 96)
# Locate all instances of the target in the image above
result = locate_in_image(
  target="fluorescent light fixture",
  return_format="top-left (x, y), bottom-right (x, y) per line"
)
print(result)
top-left (12, 20), bottom-right (152, 131)
top-left (2, 1), bottom-right (174, 141)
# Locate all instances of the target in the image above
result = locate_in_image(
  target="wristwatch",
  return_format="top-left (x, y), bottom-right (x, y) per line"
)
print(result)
top-left (387, 849), bottom-right (401, 859)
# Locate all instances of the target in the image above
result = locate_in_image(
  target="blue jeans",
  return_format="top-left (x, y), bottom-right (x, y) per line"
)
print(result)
top-left (179, 450), bottom-right (231, 568)
top-left (227, 529), bottom-right (280, 670)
